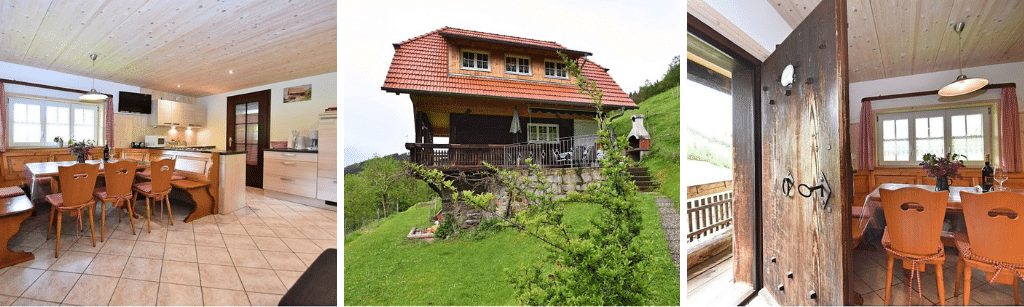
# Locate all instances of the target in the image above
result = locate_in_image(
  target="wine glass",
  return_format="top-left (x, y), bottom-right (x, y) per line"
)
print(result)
top-left (993, 167), bottom-right (1009, 191)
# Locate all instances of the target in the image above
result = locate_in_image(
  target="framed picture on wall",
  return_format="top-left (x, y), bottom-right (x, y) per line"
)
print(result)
top-left (284, 84), bottom-right (312, 103)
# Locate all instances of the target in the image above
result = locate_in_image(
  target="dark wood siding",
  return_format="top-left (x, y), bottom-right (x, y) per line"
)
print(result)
top-left (449, 114), bottom-right (573, 144)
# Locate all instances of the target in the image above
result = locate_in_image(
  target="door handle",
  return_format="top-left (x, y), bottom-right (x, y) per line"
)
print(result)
top-left (796, 172), bottom-right (832, 212)
top-left (228, 137), bottom-right (233, 145)
top-left (282, 161), bottom-right (295, 165)
top-left (782, 171), bottom-right (795, 197)
top-left (283, 153), bottom-right (297, 157)
top-left (280, 177), bottom-right (293, 182)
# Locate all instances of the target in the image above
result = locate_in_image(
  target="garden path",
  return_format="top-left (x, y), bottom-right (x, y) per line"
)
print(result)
top-left (653, 194), bottom-right (679, 269)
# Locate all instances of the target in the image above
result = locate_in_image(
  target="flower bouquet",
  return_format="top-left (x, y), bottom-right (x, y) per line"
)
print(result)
top-left (67, 139), bottom-right (96, 163)
top-left (919, 153), bottom-right (965, 191)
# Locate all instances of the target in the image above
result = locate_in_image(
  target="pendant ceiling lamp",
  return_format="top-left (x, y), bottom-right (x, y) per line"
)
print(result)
top-left (938, 22), bottom-right (988, 97)
top-left (79, 53), bottom-right (107, 101)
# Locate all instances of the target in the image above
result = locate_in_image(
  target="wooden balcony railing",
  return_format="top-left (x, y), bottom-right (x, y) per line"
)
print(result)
top-left (686, 180), bottom-right (734, 242)
top-left (407, 134), bottom-right (601, 169)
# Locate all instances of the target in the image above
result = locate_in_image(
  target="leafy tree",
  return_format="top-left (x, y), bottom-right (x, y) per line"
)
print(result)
top-left (410, 52), bottom-right (656, 305)
top-left (344, 156), bottom-right (433, 233)
top-left (629, 56), bottom-right (680, 104)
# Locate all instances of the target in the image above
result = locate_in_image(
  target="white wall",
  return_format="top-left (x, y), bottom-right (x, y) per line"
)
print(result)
top-left (851, 61), bottom-right (1024, 123)
top-left (704, 0), bottom-right (792, 54)
top-left (199, 72), bottom-right (337, 149)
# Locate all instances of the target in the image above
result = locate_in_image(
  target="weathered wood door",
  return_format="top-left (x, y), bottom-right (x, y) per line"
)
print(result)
top-left (759, 0), bottom-right (852, 305)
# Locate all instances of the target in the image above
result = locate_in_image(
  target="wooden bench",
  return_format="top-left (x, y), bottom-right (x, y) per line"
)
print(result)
top-left (150, 152), bottom-right (218, 223)
top-left (0, 189), bottom-right (34, 269)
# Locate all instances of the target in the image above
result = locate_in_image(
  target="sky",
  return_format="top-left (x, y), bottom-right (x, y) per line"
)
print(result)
top-left (341, 0), bottom-right (681, 166)
top-left (683, 79), bottom-right (732, 141)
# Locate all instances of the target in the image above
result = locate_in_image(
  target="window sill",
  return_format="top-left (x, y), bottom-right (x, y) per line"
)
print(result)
top-left (460, 67), bottom-right (490, 72)
top-left (505, 71), bottom-right (532, 76)
top-left (544, 75), bottom-right (570, 80)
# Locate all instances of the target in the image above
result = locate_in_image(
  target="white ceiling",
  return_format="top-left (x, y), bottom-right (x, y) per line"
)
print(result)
top-left (0, 0), bottom-right (337, 97)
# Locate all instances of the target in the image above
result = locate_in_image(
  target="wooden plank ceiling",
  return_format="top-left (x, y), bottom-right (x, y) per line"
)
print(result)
top-left (767, 0), bottom-right (1024, 83)
top-left (0, 0), bottom-right (337, 97)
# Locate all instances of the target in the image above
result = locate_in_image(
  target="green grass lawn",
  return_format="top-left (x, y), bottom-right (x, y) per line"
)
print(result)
top-left (344, 193), bottom-right (680, 306)
top-left (611, 86), bottom-right (681, 206)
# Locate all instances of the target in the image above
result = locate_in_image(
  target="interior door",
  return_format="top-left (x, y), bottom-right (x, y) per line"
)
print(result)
top-left (226, 90), bottom-right (271, 188)
top-left (759, 0), bottom-right (852, 305)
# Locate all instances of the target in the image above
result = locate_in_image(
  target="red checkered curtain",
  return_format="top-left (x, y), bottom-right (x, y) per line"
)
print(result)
top-left (999, 87), bottom-right (1021, 172)
top-left (858, 100), bottom-right (876, 170)
top-left (104, 95), bottom-right (114, 145)
top-left (0, 81), bottom-right (7, 153)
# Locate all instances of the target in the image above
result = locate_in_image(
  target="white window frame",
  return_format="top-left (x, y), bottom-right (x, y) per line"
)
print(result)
top-left (460, 50), bottom-right (490, 71)
top-left (527, 123), bottom-right (560, 144)
top-left (6, 95), bottom-right (104, 148)
top-left (505, 55), bottom-right (531, 75)
top-left (876, 106), bottom-right (992, 167)
top-left (544, 60), bottom-right (568, 79)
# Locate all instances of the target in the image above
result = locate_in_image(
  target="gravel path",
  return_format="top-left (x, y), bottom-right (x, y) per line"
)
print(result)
top-left (652, 193), bottom-right (680, 270)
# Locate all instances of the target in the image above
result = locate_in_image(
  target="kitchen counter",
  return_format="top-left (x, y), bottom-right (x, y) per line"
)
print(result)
top-left (138, 146), bottom-right (246, 155)
top-left (264, 148), bottom-right (318, 153)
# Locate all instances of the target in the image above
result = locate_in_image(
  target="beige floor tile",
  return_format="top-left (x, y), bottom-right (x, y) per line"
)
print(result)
top-left (282, 238), bottom-right (322, 254)
top-left (136, 227), bottom-right (167, 243)
top-left (108, 228), bottom-right (139, 241)
top-left (236, 267), bottom-right (287, 295)
top-left (131, 241), bottom-right (165, 259)
top-left (120, 257), bottom-right (162, 282)
top-left (38, 234), bottom-right (78, 254)
top-left (275, 270), bottom-right (303, 289)
top-left (98, 239), bottom-right (135, 256)
top-left (195, 246), bottom-right (235, 266)
top-left (0, 267), bottom-right (46, 297)
top-left (66, 235), bottom-right (105, 253)
top-left (11, 297), bottom-right (58, 306)
top-left (108, 278), bottom-right (158, 306)
top-left (245, 292), bottom-right (282, 306)
top-left (242, 225), bottom-right (277, 237)
top-left (14, 248), bottom-right (59, 270)
top-left (198, 264), bottom-right (244, 291)
top-left (294, 253), bottom-right (321, 267)
top-left (156, 283), bottom-right (203, 306)
top-left (160, 260), bottom-right (201, 286)
top-left (215, 214), bottom-right (241, 225)
top-left (218, 223), bottom-right (248, 236)
top-left (164, 221), bottom-right (194, 233)
top-left (194, 234), bottom-right (227, 248)
top-left (165, 231), bottom-right (195, 245)
top-left (250, 236), bottom-right (290, 252)
top-left (48, 251), bottom-right (96, 273)
top-left (0, 294), bottom-right (15, 305)
top-left (297, 227), bottom-right (333, 240)
top-left (261, 251), bottom-right (307, 272)
top-left (9, 232), bottom-right (48, 250)
top-left (228, 249), bottom-right (271, 269)
top-left (270, 227), bottom-right (305, 239)
top-left (312, 239), bottom-right (336, 250)
top-left (193, 222), bottom-right (220, 234)
top-left (970, 284), bottom-right (1016, 305)
top-left (21, 270), bottom-right (80, 303)
top-left (82, 254), bottom-right (129, 278)
top-left (163, 244), bottom-right (198, 262)
top-left (62, 274), bottom-right (118, 306)
top-left (223, 234), bottom-right (258, 250)
top-left (202, 287), bottom-right (251, 306)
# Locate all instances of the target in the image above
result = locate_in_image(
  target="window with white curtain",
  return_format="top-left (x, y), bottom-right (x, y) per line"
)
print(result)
top-left (876, 106), bottom-right (991, 166)
top-left (7, 96), bottom-right (103, 147)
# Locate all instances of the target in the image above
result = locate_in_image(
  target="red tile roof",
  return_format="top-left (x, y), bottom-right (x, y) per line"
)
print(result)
top-left (382, 27), bottom-right (637, 109)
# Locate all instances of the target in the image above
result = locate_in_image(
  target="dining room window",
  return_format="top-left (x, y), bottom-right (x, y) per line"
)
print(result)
top-left (7, 96), bottom-right (103, 147)
top-left (876, 106), bottom-right (991, 166)
top-left (528, 123), bottom-right (559, 143)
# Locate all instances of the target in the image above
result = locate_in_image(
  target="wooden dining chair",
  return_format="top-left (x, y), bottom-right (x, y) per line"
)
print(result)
top-left (132, 158), bottom-right (176, 233)
top-left (45, 163), bottom-right (100, 258)
top-left (879, 187), bottom-right (950, 305)
top-left (94, 160), bottom-right (138, 241)
top-left (954, 191), bottom-right (1024, 305)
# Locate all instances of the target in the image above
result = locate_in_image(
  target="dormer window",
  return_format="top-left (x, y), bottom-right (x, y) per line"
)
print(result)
top-left (544, 61), bottom-right (568, 79)
top-left (505, 56), bottom-right (531, 75)
top-left (461, 50), bottom-right (489, 71)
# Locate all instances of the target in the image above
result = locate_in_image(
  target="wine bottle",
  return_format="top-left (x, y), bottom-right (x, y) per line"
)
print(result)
top-left (982, 155), bottom-right (993, 192)
top-left (103, 144), bottom-right (110, 162)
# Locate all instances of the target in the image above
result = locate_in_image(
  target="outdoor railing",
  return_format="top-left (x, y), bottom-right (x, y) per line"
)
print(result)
top-left (686, 180), bottom-right (734, 242)
top-left (406, 134), bottom-right (601, 169)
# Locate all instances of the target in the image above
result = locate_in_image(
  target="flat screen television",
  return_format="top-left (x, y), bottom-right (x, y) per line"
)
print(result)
top-left (118, 91), bottom-right (152, 114)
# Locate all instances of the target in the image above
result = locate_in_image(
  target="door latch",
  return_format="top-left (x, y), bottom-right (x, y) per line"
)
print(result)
top-left (797, 172), bottom-right (832, 212)
top-left (782, 172), bottom-right (795, 197)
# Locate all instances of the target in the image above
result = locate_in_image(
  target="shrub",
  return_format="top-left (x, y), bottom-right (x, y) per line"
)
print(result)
top-left (435, 212), bottom-right (457, 240)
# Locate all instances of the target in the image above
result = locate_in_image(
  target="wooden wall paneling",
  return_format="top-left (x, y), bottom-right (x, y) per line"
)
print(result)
top-left (732, 60), bottom-right (760, 289)
top-left (907, 0), bottom-right (955, 76)
top-left (845, 0), bottom-right (886, 82)
top-left (866, 0), bottom-right (918, 79)
top-left (0, 1), bottom-right (53, 64)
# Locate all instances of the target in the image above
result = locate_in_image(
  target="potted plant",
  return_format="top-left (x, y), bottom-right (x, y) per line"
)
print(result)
top-left (919, 153), bottom-right (966, 191)
top-left (67, 139), bottom-right (96, 163)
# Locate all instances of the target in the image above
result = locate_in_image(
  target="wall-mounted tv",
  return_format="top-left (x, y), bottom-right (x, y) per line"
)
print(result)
top-left (118, 91), bottom-right (152, 114)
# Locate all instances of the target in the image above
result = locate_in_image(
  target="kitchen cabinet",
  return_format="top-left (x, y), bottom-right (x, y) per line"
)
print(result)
top-left (317, 113), bottom-right (337, 202)
top-left (150, 99), bottom-right (206, 127)
top-left (263, 150), bottom-right (320, 201)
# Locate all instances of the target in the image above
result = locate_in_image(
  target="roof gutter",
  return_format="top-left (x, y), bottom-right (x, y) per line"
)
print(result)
top-left (380, 86), bottom-right (639, 110)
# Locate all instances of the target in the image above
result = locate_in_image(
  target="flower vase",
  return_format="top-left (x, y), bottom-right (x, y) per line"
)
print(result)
top-left (76, 154), bottom-right (86, 163)
top-left (935, 175), bottom-right (951, 191)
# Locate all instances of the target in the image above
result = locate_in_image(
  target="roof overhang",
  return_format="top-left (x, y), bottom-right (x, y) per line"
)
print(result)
top-left (381, 86), bottom-right (638, 110)
top-left (439, 32), bottom-right (593, 57)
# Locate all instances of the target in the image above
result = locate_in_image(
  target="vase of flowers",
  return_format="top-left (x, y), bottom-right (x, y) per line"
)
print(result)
top-left (920, 153), bottom-right (966, 191)
top-left (67, 139), bottom-right (96, 163)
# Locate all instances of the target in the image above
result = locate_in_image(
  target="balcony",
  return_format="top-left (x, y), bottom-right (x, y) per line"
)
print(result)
top-left (406, 134), bottom-right (601, 171)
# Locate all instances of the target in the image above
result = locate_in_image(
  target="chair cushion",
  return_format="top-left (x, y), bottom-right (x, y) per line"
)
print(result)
top-left (45, 193), bottom-right (64, 206)
top-left (133, 182), bottom-right (154, 193)
top-left (35, 177), bottom-right (52, 184)
top-left (0, 186), bottom-right (26, 198)
top-left (137, 170), bottom-right (185, 181)
top-left (94, 187), bottom-right (130, 200)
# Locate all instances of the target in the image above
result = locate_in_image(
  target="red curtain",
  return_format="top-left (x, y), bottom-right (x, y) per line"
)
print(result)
top-left (104, 96), bottom-right (114, 146)
top-left (0, 81), bottom-right (6, 153)
top-left (858, 100), bottom-right (875, 170)
top-left (999, 87), bottom-right (1021, 172)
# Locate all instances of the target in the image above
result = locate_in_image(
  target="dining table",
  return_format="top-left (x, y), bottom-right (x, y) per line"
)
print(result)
top-left (23, 159), bottom-right (150, 207)
top-left (861, 183), bottom-right (1018, 244)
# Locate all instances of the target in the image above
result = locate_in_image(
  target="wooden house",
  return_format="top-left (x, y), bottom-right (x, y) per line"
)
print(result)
top-left (382, 27), bottom-right (637, 170)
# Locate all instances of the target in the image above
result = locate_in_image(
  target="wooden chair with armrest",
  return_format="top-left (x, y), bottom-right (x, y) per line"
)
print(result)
top-left (879, 187), bottom-right (950, 305)
top-left (954, 191), bottom-right (1024, 305)
top-left (94, 160), bottom-right (138, 241)
top-left (132, 158), bottom-right (175, 233)
top-left (45, 163), bottom-right (99, 258)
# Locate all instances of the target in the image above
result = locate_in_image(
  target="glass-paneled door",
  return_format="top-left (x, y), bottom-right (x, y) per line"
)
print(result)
top-left (226, 90), bottom-right (271, 188)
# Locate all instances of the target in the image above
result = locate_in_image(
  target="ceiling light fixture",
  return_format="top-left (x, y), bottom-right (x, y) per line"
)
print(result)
top-left (938, 22), bottom-right (989, 97)
top-left (229, 70), bottom-right (234, 74)
top-left (79, 53), bottom-right (108, 101)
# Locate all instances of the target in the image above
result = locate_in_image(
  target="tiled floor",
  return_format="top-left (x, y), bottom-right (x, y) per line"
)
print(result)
top-left (0, 187), bottom-right (337, 306)
top-left (852, 242), bottom-right (1021, 306)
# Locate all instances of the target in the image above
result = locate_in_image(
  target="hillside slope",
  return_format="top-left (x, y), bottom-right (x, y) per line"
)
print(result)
top-left (611, 86), bottom-right (680, 205)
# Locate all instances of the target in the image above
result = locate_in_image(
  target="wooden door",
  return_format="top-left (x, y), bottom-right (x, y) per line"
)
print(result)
top-left (759, 0), bottom-right (852, 305)
top-left (226, 90), bottom-right (271, 188)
